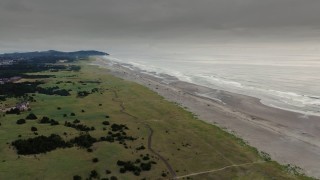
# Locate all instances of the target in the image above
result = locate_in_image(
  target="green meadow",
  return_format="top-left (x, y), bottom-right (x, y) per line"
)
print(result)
top-left (0, 60), bottom-right (313, 180)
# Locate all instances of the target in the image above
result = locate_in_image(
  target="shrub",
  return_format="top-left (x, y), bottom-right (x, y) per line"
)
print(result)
top-left (70, 134), bottom-right (97, 148)
top-left (136, 145), bottom-right (145, 150)
top-left (110, 176), bottom-right (118, 180)
top-left (73, 175), bottom-right (82, 180)
top-left (16, 119), bottom-right (26, 124)
top-left (31, 127), bottom-right (38, 132)
top-left (102, 121), bottom-right (110, 125)
top-left (92, 158), bottom-right (99, 163)
top-left (89, 170), bottom-right (98, 179)
top-left (39, 116), bottom-right (50, 123)
top-left (120, 168), bottom-right (126, 173)
top-left (26, 113), bottom-right (37, 120)
top-left (6, 108), bottom-right (20, 115)
top-left (140, 162), bottom-right (151, 171)
top-left (73, 119), bottom-right (80, 124)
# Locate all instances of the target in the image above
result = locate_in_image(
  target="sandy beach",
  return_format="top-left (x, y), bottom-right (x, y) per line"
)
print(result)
top-left (93, 57), bottom-right (320, 178)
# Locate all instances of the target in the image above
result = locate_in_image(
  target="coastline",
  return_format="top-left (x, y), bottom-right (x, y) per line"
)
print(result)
top-left (92, 57), bottom-right (320, 178)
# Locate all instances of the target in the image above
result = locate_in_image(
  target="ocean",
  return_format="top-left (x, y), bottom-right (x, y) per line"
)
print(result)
top-left (101, 48), bottom-right (320, 116)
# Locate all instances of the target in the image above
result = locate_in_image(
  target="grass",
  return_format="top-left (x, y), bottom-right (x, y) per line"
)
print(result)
top-left (0, 60), bottom-right (314, 179)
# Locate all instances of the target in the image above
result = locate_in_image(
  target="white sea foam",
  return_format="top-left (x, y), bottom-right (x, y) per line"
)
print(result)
top-left (101, 55), bottom-right (320, 116)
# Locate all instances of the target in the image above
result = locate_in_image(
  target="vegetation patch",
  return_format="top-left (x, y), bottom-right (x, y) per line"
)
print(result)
top-left (11, 134), bottom-right (70, 155)
top-left (39, 116), bottom-right (59, 125)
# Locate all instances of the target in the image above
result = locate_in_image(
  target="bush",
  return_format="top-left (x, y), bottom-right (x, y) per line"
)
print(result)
top-left (73, 119), bottom-right (80, 124)
top-left (140, 162), bottom-right (151, 171)
top-left (31, 127), bottom-right (38, 132)
top-left (26, 113), bottom-right (37, 120)
top-left (16, 119), bottom-right (26, 124)
top-left (110, 176), bottom-right (118, 180)
top-left (39, 116), bottom-right (50, 123)
top-left (70, 134), bottom-right (97, 148)
top-left (73, 175), bottom-right (82, 180)
top-left (89, 170), bottom-right (98, 179)
top-left (136, 145), bottom-right (145, 150)
top-left (120, 168), bottom-right (126, 173)
top-left (6, 108), bottom-right (20, 115)
top-left (92, 158), bottom-right (99, 163)
top-left (102, 121), bottom-right (110, 125)
top-left (39, 117), bottom-right (59, 126)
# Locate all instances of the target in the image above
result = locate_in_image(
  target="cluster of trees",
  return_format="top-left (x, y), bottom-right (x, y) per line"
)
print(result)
top-left (39, 116), bottom-right (59, 126)
top-left (111, 124), bottom-right (129, 132)
top-left (78, 80), bottom-right (101, 84)
top-left (0, 81), bottom-right (43, 98)
top-left (73, 171), bottom-right (118, 180)
top-left (0, 81), bottom-right (70, 99)
top-left (77, 91), bottom-right (91, 97)
top-left (77, 88), bottom-right (102, 98)
top-left (6, 108), bottom-right (21, 115)
top-left (116, 156), bottom-right (156, 176)
top-left (37, 86), bottom-right (71, 96)
top-left (99, 123), bottom-right (136, 147)
top-left (11, 134), bottom-right (70, 155)
top-left (64, 121), bottom-right (95, 132)
top-left (69, 134), bottom-right (97, 149)
top-left (12, 133), bottom-right (99, 155)
top-left (136, 145), bottom-right (146, 151)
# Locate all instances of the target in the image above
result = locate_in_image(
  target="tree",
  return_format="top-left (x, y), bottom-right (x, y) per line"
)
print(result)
top-left (89, 170), bottom-right (98, 179)
top-left (92, 158), bottom-right (99, 163)
top-left (16, 119), bottom-right (26, 124)
top-left (102, 121), bottom-right (110, 125)
top-left (73, 175), bottom-right (82, 180)
top-left (31, 127), bottom-right (38, 132)
top-left (26, 113), bottom-right (37, 120)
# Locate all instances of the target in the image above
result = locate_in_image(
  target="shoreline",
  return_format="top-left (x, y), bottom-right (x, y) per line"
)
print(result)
top-left (92, 57), bottom-right (320, 178)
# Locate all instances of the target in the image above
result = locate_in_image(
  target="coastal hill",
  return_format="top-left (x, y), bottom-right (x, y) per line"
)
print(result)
top-left (0, 50), bottom-right (108, 63)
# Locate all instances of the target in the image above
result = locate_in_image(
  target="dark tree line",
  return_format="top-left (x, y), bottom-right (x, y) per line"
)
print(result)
top-left (11, 134), bottom-right (71, 155)
top-left (64, 121), bottom-right (95, 132)
top-left (11, 133), bottom-right (98, 155)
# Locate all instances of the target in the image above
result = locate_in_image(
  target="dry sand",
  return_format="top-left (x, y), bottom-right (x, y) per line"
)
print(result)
top-left (93, 57), bottom-right (320, 178)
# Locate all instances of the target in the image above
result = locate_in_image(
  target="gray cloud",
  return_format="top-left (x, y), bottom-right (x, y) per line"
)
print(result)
top-left (0, 0), bottom-right (320, 52)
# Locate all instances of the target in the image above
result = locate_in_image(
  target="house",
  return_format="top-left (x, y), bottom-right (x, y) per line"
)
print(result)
top-left (16, 102), bottom-right (29, 111)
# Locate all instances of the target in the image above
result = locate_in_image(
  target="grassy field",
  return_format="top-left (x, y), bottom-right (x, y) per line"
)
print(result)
top-left (0, 60), bottom-right (313, 179)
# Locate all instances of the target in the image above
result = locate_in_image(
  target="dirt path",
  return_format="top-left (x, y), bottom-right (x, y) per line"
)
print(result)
top-left (174, 161), bottom-right (265, 179)
top-left (111, 90), bottom-right (177, 178)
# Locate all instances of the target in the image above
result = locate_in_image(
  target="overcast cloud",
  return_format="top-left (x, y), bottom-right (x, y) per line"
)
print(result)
top-left (0, 0), bottom-right (320, 53)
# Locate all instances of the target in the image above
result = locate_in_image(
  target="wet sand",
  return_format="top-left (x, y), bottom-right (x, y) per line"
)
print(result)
top-left (92, 57), bottom-right (320, 178)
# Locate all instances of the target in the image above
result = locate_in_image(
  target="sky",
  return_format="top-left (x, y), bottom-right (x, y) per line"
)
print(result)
top-left (1, 0), bottom-right (320, 54)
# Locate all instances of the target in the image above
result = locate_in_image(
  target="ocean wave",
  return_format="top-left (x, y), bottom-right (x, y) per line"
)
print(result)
top-left (101, 55), bottom-right (320, 116)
